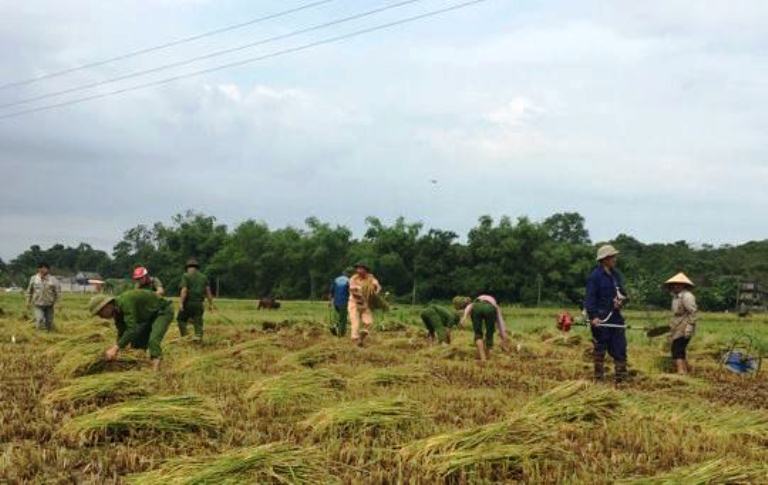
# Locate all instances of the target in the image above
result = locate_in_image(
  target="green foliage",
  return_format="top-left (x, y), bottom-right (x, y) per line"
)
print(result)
top-left (7, 210), bottom-right (768, 311)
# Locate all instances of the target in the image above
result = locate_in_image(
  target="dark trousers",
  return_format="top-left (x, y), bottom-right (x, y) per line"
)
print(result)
top-left (333, 304), bottom-right (348, 337)
top-left (178, 301), bottom-right (205, 338)
top-left (471, 301), bottom-right (496, 349)
top-left (591, 325), bottom-right (627, 381)
top-left (671, 337), bottom-right (690, 359)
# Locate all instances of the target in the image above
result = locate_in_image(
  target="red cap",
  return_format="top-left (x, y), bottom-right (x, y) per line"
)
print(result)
top-left (132, 267), bottom-right (149, 280)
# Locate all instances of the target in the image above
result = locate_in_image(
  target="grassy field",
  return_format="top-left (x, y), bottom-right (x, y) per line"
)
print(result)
top-left (1, 292), bottom-right (768, 483)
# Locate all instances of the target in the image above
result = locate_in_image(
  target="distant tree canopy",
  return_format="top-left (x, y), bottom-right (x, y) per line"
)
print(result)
top-left (4, 210), bottom-right (765, 311)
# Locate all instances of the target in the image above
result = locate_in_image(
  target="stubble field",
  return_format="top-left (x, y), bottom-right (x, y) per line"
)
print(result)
top-left (1, 293), bottom-right (768, 484)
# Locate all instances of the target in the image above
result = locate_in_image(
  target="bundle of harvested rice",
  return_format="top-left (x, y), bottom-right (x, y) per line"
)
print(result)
top-left (43, 371), bottom-right (150, 407)
top-left (426, 443), bottom-right (552, 479)
top-left (521, 380), bottom-right (621, 423)
top-left (616, 458), bottom-right (768, 484)
top-left (44, 331), bottom-right (109, 357)
top-left (58, 395), bottom-right (223, 444)
top-left (635, 399), bottom-right (768, 440)
top-left (245, 369), bottom-right (346, 413)
top-left (360, 366), bottom-right (430, 387)
top-left (54, 343), bottom-right (142, 378)
top-left (284, 344), bottom-right (341, 368)
top-left (401, 381), bottom-right (617, 471)
top-left (303, 397), bottom-right (424, 437)
top-left (127, 442), bottom-right (335, 485)
top-left (400, 415), bottom-right (546, 464)
top-left (178, 339), bottom-right (280, 372)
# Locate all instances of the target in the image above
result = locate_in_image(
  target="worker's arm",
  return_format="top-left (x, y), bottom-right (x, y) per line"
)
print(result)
top-left (26, 276), bottom-right (34, 306)
top-left (52, 278), bottom-right (61, 306)
top-left (584, 273), bottom-right (600, 325)
top-left (179, 274), bottom-right (189, 310)
top-left (154, 277), bottom-right (165, 297)
top-left (116, 299), bottom-right (141, 350)
top-left (206, 286), bottom-right (214, 311)
top-left (373, 277), bottom-right (382, 294)
top-left (459, 304), bottom-right (472, 327)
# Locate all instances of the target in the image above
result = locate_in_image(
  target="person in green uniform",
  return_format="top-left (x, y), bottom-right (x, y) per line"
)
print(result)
top-left (178, 258), bottom-right (214, 340)
top-left (421, 304), bottom-right (460, 344)
top-left (88, 290), bottom-right (174, 371)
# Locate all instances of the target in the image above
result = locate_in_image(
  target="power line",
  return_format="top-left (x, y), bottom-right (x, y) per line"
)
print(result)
top-left (0, 0), bottom-right (426, 110)
top-left (0, 0), bottom-right (335, 91)
top-left (0, 0), bottom-right (490, 121)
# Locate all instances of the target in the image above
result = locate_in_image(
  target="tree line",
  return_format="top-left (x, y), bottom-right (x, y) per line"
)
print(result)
top-left (2, 211), bottom-right (766, 311)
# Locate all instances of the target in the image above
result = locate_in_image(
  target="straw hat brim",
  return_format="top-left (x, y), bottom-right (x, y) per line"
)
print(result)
top-left (664, 272), bottom-right (695, 288)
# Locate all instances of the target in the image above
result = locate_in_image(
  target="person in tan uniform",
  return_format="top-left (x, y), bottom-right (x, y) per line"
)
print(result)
top-left (348, 262), bottom-right (381, 347)
top-left (665, 272), bottom-right (697, 375)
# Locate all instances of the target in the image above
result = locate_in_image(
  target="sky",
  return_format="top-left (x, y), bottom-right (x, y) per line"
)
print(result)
top-left (1, 0), bottom-right (767, 261)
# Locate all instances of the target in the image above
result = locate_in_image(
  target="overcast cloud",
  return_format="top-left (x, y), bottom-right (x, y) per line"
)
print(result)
top-left (1, 0), bottom-right (767, 260)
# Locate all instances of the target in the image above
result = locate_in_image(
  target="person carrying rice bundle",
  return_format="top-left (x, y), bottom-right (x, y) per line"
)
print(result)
top-left (455, 295), bottom-right (510, 361)
top-left (420, 304), bottom-right (460, 344)
top-left (328, 267), bottom-right (352, 337)
top-left (178, 258), bottom-right (214, 341)
top-left (585, 244), bottom-right (629, 384)
top-left (88, 290), bottom-right (174, 371)
top-left (348, 262), bottom-right (381, 347)
top-left (664, 272), bottom-right (697, 375)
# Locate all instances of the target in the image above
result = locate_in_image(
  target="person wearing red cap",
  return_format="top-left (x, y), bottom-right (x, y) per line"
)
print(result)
top-left (132, 266), bottom-right (165, 297)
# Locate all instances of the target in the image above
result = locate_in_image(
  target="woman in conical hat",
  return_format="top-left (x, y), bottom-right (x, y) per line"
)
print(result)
top-left (664, 272), bottom-right (697, 375)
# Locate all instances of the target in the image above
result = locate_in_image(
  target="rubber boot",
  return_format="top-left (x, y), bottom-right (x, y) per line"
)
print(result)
top-left (476, 339), bottom-right (488, 362)
top-left (615, 361), bottom-right (628, 384)
top-left (675, 359), bottom-right (688, 375)
top-left (593, 352), bottom-right (606, 382)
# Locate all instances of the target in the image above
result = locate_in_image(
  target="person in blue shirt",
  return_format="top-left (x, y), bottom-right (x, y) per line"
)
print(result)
top-left (329, 268), bottom-right (353, 337)
top-left (585, 244), bottom-right (629, 383)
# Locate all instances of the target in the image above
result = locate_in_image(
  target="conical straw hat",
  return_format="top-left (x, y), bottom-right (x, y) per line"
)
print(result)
top-left (664, 272), bottom-right (694, 287)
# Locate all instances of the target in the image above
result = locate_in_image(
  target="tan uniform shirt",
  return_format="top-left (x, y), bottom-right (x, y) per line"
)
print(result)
top-left (670, 290), bottom-right (697, 340)
top-left (348, 274), bottom-right (381, 309)
top-left (27, 274), bottom-right (60, 307)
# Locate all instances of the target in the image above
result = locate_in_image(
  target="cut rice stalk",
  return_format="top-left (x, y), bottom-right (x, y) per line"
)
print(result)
top-left (360, 366), bottom-right (430, 387)
top-left (303, 397), bottom-right (424, 437)
top-left (127, 442), bottom-right (336, 485)
top-left (54, 342), bottom-right (142, 378)
top-left (43, 371), bottom-right (150, 407)
top-left (245, 368), bottom-right (346, 413)
top-left (616, 458), bottom-right (768, 484)
top-left (426, 443), bottom-right (553, 479)
top-left (58, 395), bottom-right (223, 445)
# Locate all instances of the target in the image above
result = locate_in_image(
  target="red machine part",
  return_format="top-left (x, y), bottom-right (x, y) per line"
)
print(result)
top-left (557, 311), bottom-right (574, 333)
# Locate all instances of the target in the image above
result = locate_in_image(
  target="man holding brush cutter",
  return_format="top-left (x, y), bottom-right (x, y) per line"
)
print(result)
top-left (88, 290), bottom-right (174, 371)
top-left (585, 245), bottom-right (630, 383)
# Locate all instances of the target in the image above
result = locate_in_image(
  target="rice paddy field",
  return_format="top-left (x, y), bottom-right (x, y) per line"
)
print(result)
top-left (2, 293), bottom-right (768, 484)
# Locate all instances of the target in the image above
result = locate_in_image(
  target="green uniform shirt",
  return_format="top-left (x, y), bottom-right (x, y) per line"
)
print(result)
top-left (136, 276), bottom-right (163, 293)
top-left (181, 271), bottom-right (208, 303)
top-left (114, 290), bottom-right (169, 349)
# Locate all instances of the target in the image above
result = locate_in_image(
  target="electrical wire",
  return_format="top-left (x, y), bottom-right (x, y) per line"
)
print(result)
top-left (0, 0), bottom-right (335, 91)
top-left (0, 0), bottom-right (426, 110)
top-left (0, 0), bottom-right (490, 120)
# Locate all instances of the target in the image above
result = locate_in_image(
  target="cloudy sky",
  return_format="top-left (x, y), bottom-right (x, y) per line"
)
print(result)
top-left (1, 0), bottom-right (767, 260)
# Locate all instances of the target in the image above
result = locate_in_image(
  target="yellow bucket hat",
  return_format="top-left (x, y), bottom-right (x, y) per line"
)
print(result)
top-left (664, 272), bottom-right (694, 288)
top-left (596, 244), bottom-right (620, 261)
top-left (88, 295), bottom-right (115, 316)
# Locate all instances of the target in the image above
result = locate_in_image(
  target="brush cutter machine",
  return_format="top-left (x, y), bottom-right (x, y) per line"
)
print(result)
top-left (557, 311), bottom-right (670, 338)
top-left (721, 334), bottom-right (762, 376)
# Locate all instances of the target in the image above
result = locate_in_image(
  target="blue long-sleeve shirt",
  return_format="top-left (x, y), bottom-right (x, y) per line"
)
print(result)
top-left (330, 275), bottom-right (350, 308)
top-left (585, 266), bottom-right (626, 325)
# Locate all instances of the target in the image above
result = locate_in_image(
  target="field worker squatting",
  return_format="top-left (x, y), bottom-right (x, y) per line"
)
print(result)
top-left (178, 258), bottom-right (214, 340)
top-left (329, 267), bottom-right (352, 337)
top-left (457, 295), bottom-right (511, 361)
top-left (133, 266), bottom-right (165, 297)
top-left (420, 304), bottom-right (460, 344)
top-left (348, 262), bottom-right (381, 347)
top-left (27, 261), bottom-right (60, 331)
top-left (88, 289), bottom-right (173, 371)
top-left (585, 244), bottom-right (629, 383)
